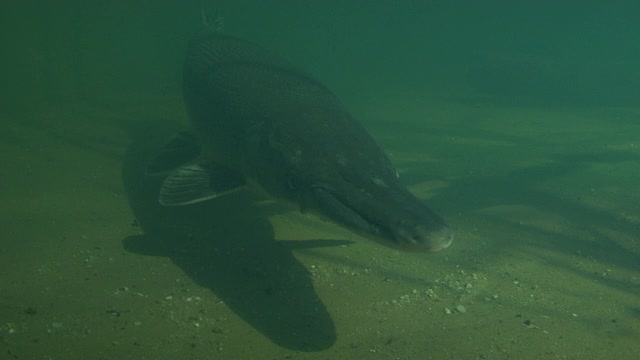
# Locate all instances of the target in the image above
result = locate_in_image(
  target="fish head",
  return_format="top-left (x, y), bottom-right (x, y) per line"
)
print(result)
top-left (268, 110), bottom-right (453, 253)
top-left (289, 148), bottom-right (453, 253)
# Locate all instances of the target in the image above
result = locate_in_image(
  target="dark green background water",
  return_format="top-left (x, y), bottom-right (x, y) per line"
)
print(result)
top-left (3, 1), bottom-right (640, 112)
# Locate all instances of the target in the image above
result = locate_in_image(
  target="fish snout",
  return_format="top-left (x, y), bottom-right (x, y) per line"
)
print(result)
top-left (393, 221), bottom-right (454, 252)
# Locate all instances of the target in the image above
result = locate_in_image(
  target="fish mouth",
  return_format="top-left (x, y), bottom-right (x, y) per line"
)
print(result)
top-left (392, 222), bottom-right (454, 253)
top-left (311, 185), bottom-right (453, 252)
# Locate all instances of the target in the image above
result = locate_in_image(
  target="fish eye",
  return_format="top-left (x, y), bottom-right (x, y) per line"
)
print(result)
top-left (371, 177), bottom-right (386, 187)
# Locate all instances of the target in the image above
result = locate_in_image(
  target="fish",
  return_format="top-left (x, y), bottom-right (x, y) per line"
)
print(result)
top-left (151, 31), bottom-right (453, 252)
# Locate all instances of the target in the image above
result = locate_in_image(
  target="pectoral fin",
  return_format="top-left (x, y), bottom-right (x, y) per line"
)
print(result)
top-left (146, 131), bottom-right (201, 176)
top-left (159, 163), bottom-right (245, 206)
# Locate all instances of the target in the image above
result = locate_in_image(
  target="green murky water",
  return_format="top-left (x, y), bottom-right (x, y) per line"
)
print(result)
top-left (1, 2), bottom-right (638, 359)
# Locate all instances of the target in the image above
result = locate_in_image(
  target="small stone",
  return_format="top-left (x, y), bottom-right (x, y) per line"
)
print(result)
top-left (444, 308), bottom-right (452, 315)
top-left (24, 307), bottom-right (37, 315)
top-left (455, 305), bottom-right (467, 313)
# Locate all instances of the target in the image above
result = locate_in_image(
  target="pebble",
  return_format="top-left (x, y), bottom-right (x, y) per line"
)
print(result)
top-left (455, 305), bottom-right (467, 313)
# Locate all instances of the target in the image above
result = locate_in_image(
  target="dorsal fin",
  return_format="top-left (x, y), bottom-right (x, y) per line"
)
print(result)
top-left (200, 1), bottom-right (224, 32)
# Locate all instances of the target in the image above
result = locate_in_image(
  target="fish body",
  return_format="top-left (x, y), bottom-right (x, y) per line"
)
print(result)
top-left (156, 33), bottom-right (453, 252)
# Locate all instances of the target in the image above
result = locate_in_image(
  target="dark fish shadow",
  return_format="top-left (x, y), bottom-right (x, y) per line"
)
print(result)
top-left (121, 126), bottom-right (336, 351)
